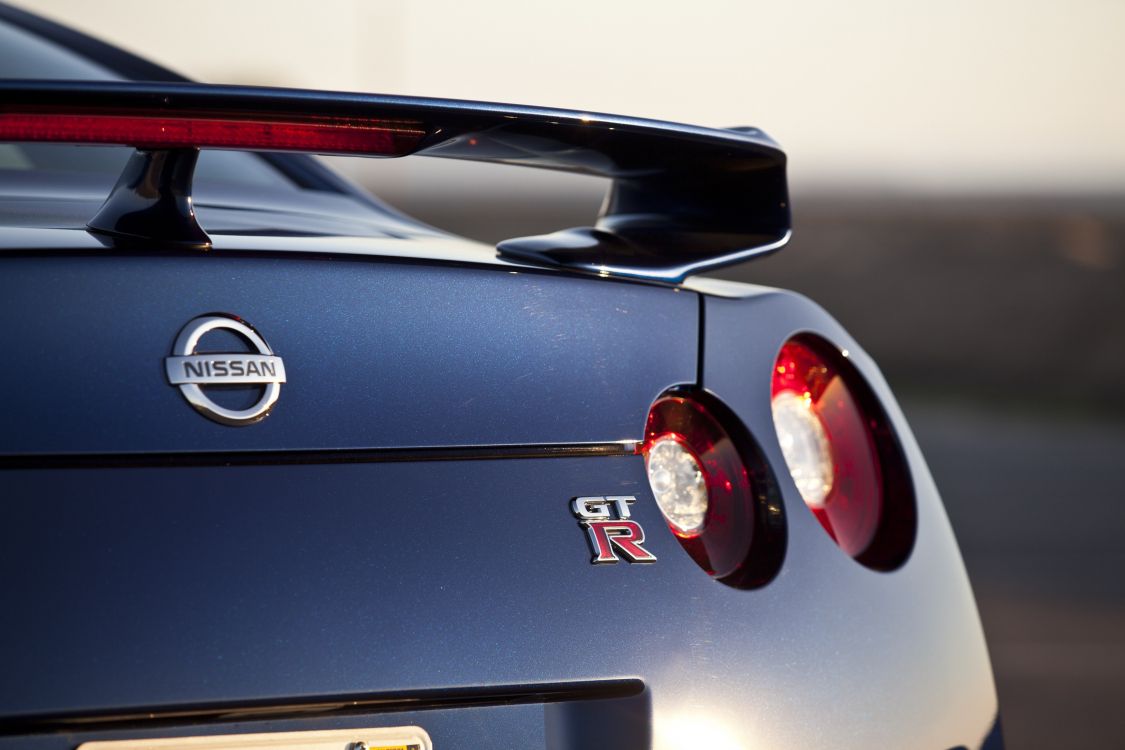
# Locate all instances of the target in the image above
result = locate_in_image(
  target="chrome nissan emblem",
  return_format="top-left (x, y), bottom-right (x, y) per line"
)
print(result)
top-left (164, 314), bottom-right (286, 426)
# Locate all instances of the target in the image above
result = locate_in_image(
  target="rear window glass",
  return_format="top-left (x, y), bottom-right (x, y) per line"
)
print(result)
top-left (0, 18), bottom-right (114, 79)
top-left (0, 18), bottom-right (294, 190)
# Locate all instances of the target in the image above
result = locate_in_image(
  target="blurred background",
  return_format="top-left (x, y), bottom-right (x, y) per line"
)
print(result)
top-left (19, 0), bottom-right (1125, 745)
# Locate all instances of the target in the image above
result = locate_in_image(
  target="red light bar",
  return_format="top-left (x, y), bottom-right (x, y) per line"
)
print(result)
top-left (0, 111), bottom-right (427, 155)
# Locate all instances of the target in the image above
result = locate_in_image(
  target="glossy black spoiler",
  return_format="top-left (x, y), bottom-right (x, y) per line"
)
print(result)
top-left (0, 81), bottom-right (789, 282)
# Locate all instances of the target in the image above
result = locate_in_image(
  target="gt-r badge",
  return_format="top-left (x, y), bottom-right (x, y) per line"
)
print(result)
top-left (572, 496), bottom-right (657, 564)
top-left (165, 314), bottom-right (286, 426)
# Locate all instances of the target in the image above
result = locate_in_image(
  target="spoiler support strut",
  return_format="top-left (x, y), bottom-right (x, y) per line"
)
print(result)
top-left (87, 148), bottom-right (211, 250)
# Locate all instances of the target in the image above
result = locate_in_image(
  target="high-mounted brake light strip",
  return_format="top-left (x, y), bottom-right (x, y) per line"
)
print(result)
top-left (0, 110), bottom-right (427, 155)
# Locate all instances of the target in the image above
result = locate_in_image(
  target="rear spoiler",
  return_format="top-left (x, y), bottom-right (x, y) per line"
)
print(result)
top-left (0, 81), bottom-right (789, 282)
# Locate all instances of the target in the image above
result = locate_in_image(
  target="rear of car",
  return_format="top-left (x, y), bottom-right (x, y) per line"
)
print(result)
top-left (0, 6), bottom-right (1001, 749)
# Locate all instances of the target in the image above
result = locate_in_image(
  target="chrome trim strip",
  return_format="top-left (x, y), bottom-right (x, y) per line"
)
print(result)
top-left (0, 679), bottom-right (645, 736)
top-left (0, 441), bottom-right (641, 470)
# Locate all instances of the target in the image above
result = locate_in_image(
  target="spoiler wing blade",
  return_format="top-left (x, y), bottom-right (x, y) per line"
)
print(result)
top-left (0, 81), bottom-right (789, 281)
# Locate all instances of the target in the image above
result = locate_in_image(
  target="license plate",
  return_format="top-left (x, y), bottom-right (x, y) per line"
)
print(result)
top-left (78, 726), bottom-right (431, 750)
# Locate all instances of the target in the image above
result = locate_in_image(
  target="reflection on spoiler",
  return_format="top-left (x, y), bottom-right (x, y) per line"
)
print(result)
top-left (0, 81), bottom-right (789, 281)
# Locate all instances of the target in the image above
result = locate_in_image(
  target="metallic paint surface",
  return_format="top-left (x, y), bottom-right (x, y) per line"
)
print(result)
top-left (0, 284), bottom-right (997, 749)
top-left (700, 289), bottom-right (999, 748)
top-left (0, 255), bottom-right (696, 454)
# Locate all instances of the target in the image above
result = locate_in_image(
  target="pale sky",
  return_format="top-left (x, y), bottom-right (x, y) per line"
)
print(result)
top-left (16, 0), bottom-right (1125, 195)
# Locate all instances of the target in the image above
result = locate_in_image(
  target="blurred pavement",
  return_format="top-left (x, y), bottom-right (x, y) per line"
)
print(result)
top-left (908, 401), bottom-right (1125, 749)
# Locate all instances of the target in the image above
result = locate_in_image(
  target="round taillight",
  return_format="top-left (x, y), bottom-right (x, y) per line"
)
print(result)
top-left (771, 335), bottom-right (915, 569)
top-left (643, 392), bottom-right (784, 586)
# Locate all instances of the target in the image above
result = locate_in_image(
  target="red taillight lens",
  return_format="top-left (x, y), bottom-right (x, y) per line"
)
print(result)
top-left (643, 393), bottom-right (784, 586)
top-left (771, 335), bottom-right (915, 569)
top-left (0, 111), bottom-right (426, 155)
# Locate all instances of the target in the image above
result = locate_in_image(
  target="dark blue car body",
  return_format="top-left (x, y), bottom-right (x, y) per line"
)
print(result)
top-left (0, 5), bottom-right (1000, 749)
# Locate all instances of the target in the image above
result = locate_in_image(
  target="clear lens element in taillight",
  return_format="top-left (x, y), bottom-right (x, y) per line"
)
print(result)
top-left (645, 434), bottom-right (709, 535)
top-left (643, 392), bottom-right (785, 587)
top-left (770, 389), bottom-right (834, 508)
top-left (771, 335), bottom-right (915, 570)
